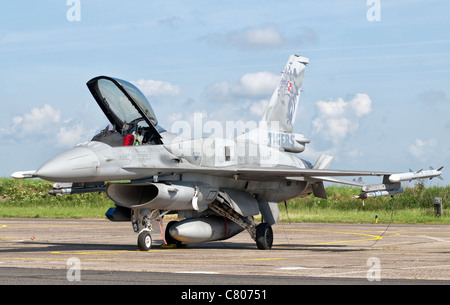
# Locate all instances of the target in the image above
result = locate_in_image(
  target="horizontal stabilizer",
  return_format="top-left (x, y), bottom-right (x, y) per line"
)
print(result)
top-left (313, 154), bottom-right (334, 170)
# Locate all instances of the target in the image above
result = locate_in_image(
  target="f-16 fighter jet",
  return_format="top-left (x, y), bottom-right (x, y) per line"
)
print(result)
top-left (12, 55), bottom-right (442, 250)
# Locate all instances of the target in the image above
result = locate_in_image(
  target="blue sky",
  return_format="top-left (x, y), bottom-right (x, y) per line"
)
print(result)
top-left (1, 0), bottom-right (449, 186)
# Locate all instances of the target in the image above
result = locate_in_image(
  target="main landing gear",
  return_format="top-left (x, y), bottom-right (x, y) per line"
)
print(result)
top-left (255, 223), bottom-right (273, 250)
top-left (208, 201), bottom-right (274, 250)
top-left (137, 219), bottom-right (273, 251)
top-left (132, 206), bottom-right (274, 251)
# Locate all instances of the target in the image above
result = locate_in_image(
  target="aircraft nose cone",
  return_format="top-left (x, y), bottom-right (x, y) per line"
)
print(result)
top-left (36, 147), bottom-right (100, 182)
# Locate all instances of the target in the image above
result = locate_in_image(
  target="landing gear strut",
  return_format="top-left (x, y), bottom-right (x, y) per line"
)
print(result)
top-left (208, 200), bottom-right (274, 250)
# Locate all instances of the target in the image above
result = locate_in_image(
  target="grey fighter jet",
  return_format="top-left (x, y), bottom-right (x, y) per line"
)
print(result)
top-left (12, 55), bottom-right (442, 250)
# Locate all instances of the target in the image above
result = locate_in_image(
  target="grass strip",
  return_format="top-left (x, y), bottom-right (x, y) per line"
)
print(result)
top-left (1, 178), bottom-right (448, 224)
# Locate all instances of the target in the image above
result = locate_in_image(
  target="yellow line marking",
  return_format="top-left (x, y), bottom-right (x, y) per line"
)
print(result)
top-left (386, 231), bottom-right (450, 235)
top-left (309, 235), bottom-right (381, 245)
top-left (275, 228), bottom-right (385, 245)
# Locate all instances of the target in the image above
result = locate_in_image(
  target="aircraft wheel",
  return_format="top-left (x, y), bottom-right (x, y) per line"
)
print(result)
top-left (256, 223), bottom-right (273, 250)
top-left (138, 231), bottom-right (152, 251)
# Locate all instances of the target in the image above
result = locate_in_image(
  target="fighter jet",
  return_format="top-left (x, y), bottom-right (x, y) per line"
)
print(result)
top-left (12, 55), bottom-right (442, 251)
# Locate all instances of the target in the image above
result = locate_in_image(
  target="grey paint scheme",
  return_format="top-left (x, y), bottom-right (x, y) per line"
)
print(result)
top-left (11, 55), bottom-right (442, 250)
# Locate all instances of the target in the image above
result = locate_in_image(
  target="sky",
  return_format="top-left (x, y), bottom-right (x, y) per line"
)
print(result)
top-left (0, 0), bottom-right (449, 186)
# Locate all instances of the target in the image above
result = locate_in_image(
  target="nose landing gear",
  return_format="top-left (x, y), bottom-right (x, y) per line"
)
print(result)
top-left (132, 209), bottom-right (169, 251)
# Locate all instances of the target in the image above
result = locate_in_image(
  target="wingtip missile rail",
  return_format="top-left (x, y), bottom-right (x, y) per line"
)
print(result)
top-left (388, 166), bottom-right (443, 183)
top-left (353, 166), bottom-right (444, 202)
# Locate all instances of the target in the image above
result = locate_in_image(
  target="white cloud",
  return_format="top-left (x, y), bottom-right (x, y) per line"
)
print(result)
top-left (250, 99), bottom-right (269, 117)
top-left (56, 124), bottom-right (85, 148)
top-left (315, 98), bottom-right (347, 117)
top-left (202, 24), bottom-right (285, 49)
top-left (201, 24), bottom-right (317, 50)
top-left (235, 72), bottom-right (280, 97)
top-left (350, 93), bottom-right (372, 117)
top-left (311, 93), bottom-right (372, 145)
top-left (242, 25), bottom-right (285, 48)
top-left (3, 104), bottom-right (99, 149)
top-left (409, 138), bottom-right (437, 159)
top-left (205, 71), bottom-right (279, 102)
top-left (11, 104), bottom-right (60, 135)
top-left (132, 79), bottom-right (181, 97)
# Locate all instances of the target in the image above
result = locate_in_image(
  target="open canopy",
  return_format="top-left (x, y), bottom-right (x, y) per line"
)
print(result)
top-left (87, 76), bottom-right (162, 143)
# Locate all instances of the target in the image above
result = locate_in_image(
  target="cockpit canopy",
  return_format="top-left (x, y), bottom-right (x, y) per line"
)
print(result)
top-left (87, 76), bottom-right (163, 145)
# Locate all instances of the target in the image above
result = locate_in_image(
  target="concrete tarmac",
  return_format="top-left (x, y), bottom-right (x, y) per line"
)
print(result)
top-left (0, 218), bottom-right (449, 284)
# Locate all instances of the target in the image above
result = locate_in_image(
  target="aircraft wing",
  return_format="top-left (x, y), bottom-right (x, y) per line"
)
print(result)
top-left (125, 163), bottom-right (393, 182)
top-left (129, 164), bottom-right (392, 200)
top-left (215, 167), bottom-right (392, 181)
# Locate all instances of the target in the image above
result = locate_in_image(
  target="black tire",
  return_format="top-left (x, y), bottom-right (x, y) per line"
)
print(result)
top-left (256, 223), bottom-right (273, 250)
top-left (138, 231), bottom-right (152, 251)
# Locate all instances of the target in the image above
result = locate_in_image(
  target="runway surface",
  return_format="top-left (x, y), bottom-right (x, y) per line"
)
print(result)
top-left (0, 218), bottom-right (449, 285)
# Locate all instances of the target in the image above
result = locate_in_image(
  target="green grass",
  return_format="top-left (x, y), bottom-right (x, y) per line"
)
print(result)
top-left (278, 184), bottom-right (450, 224)
top-left (0, 178), bottom-right (111, 219)
top-left (0, 178), bottom-right (448, 224)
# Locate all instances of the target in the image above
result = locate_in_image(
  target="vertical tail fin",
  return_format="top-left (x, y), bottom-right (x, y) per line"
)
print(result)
top-left (261, 54), bottom-right (309, 133)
